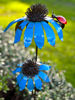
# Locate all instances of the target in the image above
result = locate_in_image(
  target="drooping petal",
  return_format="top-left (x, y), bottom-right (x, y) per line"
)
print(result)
top-left (19, 76), bottom-right (28, 91)
top-left (12, 67), bottom-right (22, 74)
top-left (34, 75), bottom-right (42, 90)
top-left (27, 78), bottom-right (34, 91)
top-left (34, 22), bottom-right (44, 49)
top-left (4, 17), bottom-right (26, 32)
top-left (38, 71), bottom-right (50, 82)
top-left (47, 18), bottom-right (63, 41)
top-left (41, 21), bottom-right (55, 46)
top-left (14, 21), bottom-right (28, 43)
top-left (19, 20), bottom-right (28, 30)
top-left (24, 22), bottom-right (34, 48)
top-left (17, 73), bottom-right (23, 84)
top-left (14, 29), bottom-right (22, 43)
top-left (39, 64), bottom-right (51, 71)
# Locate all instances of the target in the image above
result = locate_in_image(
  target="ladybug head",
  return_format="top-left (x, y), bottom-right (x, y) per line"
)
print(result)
top-left (52, 13), bottom-right (67, 29)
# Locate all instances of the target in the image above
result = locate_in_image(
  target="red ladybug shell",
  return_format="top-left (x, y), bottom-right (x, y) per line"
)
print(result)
top-left (57, 16), bottom-right (67, 24)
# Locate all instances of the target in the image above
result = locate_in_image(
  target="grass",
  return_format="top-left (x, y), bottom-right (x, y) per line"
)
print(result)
top-left (0, 0), bottom-right (75, 87)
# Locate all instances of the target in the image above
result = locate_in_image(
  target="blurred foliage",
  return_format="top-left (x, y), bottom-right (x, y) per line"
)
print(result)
top-left (0, 27), bottom-right (75, 99)
top-left (0, 27), bottom-right (32, 99)
top-left (37, 67), bottom-right (75, 100)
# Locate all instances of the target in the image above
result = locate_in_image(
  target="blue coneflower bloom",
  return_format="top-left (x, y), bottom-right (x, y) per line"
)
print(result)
top-left (12, 60), bottom-right (51, 91)
top-left (4, 4), bottom-right (65, 49)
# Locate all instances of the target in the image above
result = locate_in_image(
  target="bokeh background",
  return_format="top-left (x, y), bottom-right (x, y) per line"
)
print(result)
top-left (0, 0), bottom-right (75, 89)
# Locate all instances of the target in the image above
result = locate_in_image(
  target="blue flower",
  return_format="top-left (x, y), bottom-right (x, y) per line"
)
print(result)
top-left (4, 4), bottom-right (64, 49)
top-left (12, 60), bottom-right (51, 91)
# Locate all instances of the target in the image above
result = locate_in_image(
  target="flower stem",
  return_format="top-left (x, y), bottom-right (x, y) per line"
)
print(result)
top-left (32, 46), bottom-right (38, 99)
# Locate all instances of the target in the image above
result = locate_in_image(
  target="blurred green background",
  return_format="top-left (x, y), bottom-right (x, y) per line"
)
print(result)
top-left (0, 0), bottom-right (75, 87)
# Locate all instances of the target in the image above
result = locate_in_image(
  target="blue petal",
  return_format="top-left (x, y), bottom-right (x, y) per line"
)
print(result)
top-left (34, 75), bottom-right (42, 90)
top-left (47, 19), bottom-right (63, 41)
top-left (34, 22), bottom-right (44, 49)
top-left (41, 21), bottom-right (55, 46)
top-left (17, 63), bottom-right (24, 66)
top-left (38, 71), bottom-right (50, 82)
top-left (19, 76), bottom-right (28, 91)
top-left (24, 22), bottom-right (34, 48)
top-left (19, 20), bottom-right (29, 30)
top-left (4, 17), bottom-right (26, 32)
top-left (27, 78), bottom-right (34, 91)
top-left (12, 67), bottom-right (22, 74)
top-left (39, 64), bottom-right (51, 71)
top-left (14, 29), bottom-right (22, 43)
top-left (14, 21), bottom-right (28, 43)
top-left (17, 73), bottom-right (23, 84)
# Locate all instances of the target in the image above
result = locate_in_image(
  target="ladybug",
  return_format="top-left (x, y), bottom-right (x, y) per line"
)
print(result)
top-left (52, 13), bottom-right (67, 29)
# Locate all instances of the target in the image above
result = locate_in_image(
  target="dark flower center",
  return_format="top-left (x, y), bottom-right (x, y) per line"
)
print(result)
top-left (25, 4), bottom-right (48, 22)
top-left (22, 60), bottom-right (39, 77)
